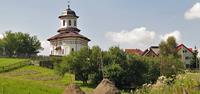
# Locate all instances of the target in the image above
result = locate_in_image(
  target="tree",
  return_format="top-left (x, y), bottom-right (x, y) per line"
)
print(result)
top-left (89, 46), bottom-right (103, 85)
top-left (59, 47), bottom-right (91, 84)
top-left (191, 46), bottom-right (199, 69)
top-left (0, 31), bottom-right (42, 57)
top-left (159, 36), bottom-right (178, 57)
top-left (159, 41), bottom-right (168, 56)
top-left (167, 36), bottom-right (178, 57)
top-left (3, 31), bottom-right (18, 57)
top-left (0, 39), bottom-right (4, 56)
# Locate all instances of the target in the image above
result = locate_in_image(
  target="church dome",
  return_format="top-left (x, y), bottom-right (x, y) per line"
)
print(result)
top-left (59, 8), bottom-right (79, 18)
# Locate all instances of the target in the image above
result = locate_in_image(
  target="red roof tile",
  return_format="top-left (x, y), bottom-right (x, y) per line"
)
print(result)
top-left (125, 49), bottom-right (143, 55)
top-left (176, 44), bottom-right (193, 53)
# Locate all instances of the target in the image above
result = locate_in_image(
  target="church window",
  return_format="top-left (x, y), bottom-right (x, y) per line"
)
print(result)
top-left (74, 20), bottom-right (77, 26)
top-left (63, 20), bottom-right (65, 26)
top-left (69, 20), bottom-right (71, 26)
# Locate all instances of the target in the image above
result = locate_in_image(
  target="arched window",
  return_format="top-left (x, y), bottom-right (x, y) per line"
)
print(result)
top-left (63, 20), bottom-right (65, 26)
top-left (74, 20), bottom-right (77, 26)
top-left (69, 20), bottom-right (71, 26)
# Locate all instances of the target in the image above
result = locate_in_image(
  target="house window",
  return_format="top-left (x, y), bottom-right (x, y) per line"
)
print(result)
top-left (62, 49), bottom-right (64, 54)
top-left (74, 20), bottom-right (77, 26)
top-left (63, 20), bottom-right (65, 26)
top-left (69, 20), bottom-right (71, 26)
top-left (185, 57), bottom-right (190, 60)
top-left (71, 48), bottom-right (74, 52)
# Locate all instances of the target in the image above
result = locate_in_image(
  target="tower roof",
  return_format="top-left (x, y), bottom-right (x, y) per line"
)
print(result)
top-left (58, 27), bottom-right (80, 33)
top-left (59, 7), bottom-right (79, 18)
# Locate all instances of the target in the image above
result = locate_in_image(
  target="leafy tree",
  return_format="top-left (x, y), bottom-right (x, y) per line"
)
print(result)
top-left (160, 56), bottom-right (184, 77)
top-left (159, 36), bottom-right (178, 57)
top-left (104, 63), bottom-right (125, 87)
top-left (191, 47), bottom-right (199, 69)
top-left (2, 31), bottom-right (17, 57)
top-left (159, 41), bottom-right (168, 56)
top-left (0, 39), bottom-right (4, 56)
top-left (0, 31), bottom-right (42, 57)
top-left (59, 47), bottom-right (91, 84)
top-left (89, 46), bottom-right (103, 85)
top-left (167, 36), bottom-right (178, 57)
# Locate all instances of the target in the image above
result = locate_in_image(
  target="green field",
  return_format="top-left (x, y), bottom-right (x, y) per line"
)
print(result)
top-left (0, 58), bottom-right (28, 67)
top-left (0, 65), bottom-right (94, 94)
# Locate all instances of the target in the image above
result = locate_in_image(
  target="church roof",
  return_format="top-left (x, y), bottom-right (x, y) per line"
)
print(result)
top-left (58, 27), bottom-right (80, 33)
top-left (47, 31), bottom-right (90, 41)
top-left (59, 8), bottom-right (79, 18)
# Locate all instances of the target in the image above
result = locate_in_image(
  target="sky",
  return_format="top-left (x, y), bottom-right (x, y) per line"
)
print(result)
top-left (0, 0), bottom-right (200, 56)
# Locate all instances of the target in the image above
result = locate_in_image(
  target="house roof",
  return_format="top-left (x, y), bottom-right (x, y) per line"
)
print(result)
top-left (142, 49), bottom-right (159, 57)
top-left (142, 44), bottom-right (194, 56)
top-left (125, 49), bottom-right (143, 55)
top-left (150, 46), bottom-right (160, 55)
top-left (176, 44), bottom-right (193, 53)
top-left (47, 31), bottom-right (90, 41)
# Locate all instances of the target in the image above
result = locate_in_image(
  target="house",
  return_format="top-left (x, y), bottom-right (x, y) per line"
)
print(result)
top-left (47, 4), bottom-right (90, 56)
top-left (125, 49), bottom-right (143, 55)
top-left (176, 44), bottom-right (194, 68)
top-left (142, 46), bottom-right (159, 57)
top-left (142, 44), bottom-right (194, 68)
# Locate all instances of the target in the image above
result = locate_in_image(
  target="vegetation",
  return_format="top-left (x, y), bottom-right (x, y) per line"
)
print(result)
top-left (0, 35), bottom-right (198, 94)
top-left (0, 31), bottom-right (42, 57)
top-left (0, 58), bottom-right (28, 67)
top-left (0, 65), bottom-right (94, 94)
top-left (57, 46), bottom-right (184, 90)
top-left (159, 36), bottom-right (178, 57)
top-left (134, 72), bottom-right (200, 94)
top-left (191, 47), bottom-right (199, 69)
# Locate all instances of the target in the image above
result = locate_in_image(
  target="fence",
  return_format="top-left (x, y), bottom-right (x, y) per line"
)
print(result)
top-left (0, 60), bottom-right (31, 73)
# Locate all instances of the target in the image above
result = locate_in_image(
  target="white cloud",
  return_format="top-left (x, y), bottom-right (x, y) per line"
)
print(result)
top-left (105, 27), bottom-right (156, 45)
top-left (160, 31), bottom-right (182, 43)
top-left (185, 2), bottom-right (200, 20)
top-left (38, 41), bottom-right (50, 56)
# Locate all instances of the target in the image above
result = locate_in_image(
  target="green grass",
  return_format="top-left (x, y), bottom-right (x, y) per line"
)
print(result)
top-left (0, 65), bottom-right (94, 94)
top-left (0, 58), bottom-right (28, 67)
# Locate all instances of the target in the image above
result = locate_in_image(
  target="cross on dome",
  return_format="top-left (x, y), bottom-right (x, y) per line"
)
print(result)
top-left (67, 0), bottom-right (70, 9)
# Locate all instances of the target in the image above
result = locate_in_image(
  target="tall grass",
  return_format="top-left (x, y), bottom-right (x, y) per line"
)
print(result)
top-left (134, 72), bottom-right (200, 94)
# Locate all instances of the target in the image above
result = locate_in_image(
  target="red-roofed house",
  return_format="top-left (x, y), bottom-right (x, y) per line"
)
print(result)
top-left (125, 49), bottom-right (143, 55)
top-left (142, 44), bottom-right (194, 68)
top-left (177, 44), bottom-right (194, 68)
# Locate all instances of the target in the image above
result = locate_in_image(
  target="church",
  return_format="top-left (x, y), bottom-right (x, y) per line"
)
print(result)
top-left (48, 5), bottom-right (90, 56)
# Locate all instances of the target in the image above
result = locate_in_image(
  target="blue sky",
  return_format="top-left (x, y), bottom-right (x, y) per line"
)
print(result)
top-left (0, 0), bottom-right (200, 55)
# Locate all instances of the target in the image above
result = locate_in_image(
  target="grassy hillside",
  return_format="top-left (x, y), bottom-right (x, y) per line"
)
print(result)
top-left (0, 58), bottom-right (28, 67)
top-left (0, 65), bottom-right (94, 94)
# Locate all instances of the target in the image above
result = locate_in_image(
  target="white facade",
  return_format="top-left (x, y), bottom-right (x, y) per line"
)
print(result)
top-left (177, 45), bottom-right (193, 67)
top-left (50, 38), bottom-right (88, 56)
